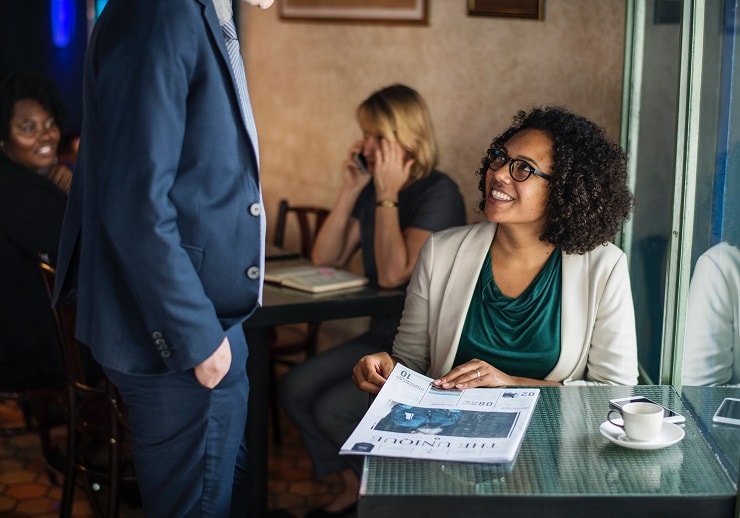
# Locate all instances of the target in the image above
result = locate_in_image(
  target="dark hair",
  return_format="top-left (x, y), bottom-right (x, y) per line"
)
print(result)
top-left (477, 106), bottom-right (633, 254)
top-left (0, 74), bottom-right (66, 141)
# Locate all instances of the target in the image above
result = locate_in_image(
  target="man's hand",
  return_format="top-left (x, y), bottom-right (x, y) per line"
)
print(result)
top-left (194, 337), bottom-right (232, 389)
top-left (242, 0), bottom-right (274, 8)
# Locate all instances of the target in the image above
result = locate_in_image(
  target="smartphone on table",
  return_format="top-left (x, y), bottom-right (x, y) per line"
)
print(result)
top-left (608, 396), bottom-right (686, 424)
top-left (712, 397), bottom-right (740, 426)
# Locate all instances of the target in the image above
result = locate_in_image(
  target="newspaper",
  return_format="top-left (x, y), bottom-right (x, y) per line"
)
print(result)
top-left (340, 364), bottom-right (539, 463)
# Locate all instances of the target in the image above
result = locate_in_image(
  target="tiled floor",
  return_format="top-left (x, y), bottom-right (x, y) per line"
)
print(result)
top-left (0, 394), bottom-right (346, 518)
top-left (0, 321), bottom-right (363, 517)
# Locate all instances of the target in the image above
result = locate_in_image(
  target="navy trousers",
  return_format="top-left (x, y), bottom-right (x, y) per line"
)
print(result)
top-left (280, 332), bottom-right (383, 478)
top-left (106, 324), bottom-right (249, 518)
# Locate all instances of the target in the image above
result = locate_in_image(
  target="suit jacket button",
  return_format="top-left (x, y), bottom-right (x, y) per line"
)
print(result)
top-left (152, 331), bottom-right (163, 339)
top-left (246, 266), bottom-right (260, 279)
top-left (161, 350), bottom-right (171, 358)
top-left (249, 203), bottom-right (262, 217)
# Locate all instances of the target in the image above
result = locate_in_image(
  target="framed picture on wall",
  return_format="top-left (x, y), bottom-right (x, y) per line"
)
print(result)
top-left (468, 0), bottom-right (543, 20)
top-left (279, 0), bottom-right (428, 24)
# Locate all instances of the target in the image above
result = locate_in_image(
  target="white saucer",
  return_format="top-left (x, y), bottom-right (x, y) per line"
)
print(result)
top-left (599, 420), bottom-right (684, 450)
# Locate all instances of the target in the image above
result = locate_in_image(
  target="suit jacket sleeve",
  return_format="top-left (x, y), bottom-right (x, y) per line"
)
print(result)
top-left (561, 249), bottom-right (639, 385)
top-left (391, 229), bottom-right (435, 374)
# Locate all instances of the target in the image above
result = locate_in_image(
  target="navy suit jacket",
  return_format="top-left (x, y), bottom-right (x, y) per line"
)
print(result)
top-left (55, 0), bottom-right (264, 375)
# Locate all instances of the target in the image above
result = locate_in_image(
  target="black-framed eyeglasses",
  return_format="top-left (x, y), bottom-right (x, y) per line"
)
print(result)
top-left (486, 148), bottom-right (553, 182)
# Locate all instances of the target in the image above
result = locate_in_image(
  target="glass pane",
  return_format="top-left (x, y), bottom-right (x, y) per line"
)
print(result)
top-left (628, 2), bottom-right (682, 383)
top-left (682, 0), bottom-right (740, 387)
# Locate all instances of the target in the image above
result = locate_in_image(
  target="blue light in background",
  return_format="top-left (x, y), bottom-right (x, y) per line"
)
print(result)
top-left (96, 0), bottom-right (109, 18)
top-left (51, 0), bottom-right (75, 48)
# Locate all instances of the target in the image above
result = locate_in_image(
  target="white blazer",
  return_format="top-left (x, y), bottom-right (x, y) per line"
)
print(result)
top-left (682, 242), bottom-right (740, 386)
top-left (393, 222), bottom-right (639, 385)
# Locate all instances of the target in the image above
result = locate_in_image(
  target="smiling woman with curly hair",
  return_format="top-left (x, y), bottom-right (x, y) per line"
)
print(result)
top-left (353, 105), bottom-right (638, 398)
top-left (477, 106), bottom-right (633, 254)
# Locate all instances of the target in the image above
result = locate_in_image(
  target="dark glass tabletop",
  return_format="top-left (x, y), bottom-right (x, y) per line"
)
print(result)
top-left (360, 385), bottom-right (737, 518)
top-left (681, 385), bottom-right (740, 484)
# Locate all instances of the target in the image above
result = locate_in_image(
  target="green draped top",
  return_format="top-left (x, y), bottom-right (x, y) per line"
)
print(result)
top-left (454, 250), bottom-right (562, 379)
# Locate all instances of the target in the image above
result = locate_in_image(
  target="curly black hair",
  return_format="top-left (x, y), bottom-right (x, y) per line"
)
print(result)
top-left (0, 74), bottom-right (66, 141)
top-left (477, 106), bottom-right (633, 254)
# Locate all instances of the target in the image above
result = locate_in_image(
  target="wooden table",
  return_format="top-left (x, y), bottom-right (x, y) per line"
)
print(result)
top-left (265, 243), bottom-right (301, 261)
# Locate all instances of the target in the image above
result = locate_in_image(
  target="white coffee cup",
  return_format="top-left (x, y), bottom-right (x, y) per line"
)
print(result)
top-left (607, 402), bottom-right (664, 441)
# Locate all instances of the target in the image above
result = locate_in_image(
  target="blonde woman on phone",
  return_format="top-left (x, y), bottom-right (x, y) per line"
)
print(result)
top-left (280, 84), bottom-right (466, 518)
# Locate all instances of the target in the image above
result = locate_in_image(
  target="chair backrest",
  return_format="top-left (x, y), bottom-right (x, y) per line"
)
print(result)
top-left (38, 260), bottom-right (135, 518)
top-left (273, 199), bottom-right (329, 258)
top-left (38, 262), bottom-right (90, 385)
top-left (38, 261), bottom-right (109, 392)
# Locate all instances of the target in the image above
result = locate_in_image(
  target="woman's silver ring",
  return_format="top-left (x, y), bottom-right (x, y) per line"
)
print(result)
top-left (475, 369), bottom-right (481, 379)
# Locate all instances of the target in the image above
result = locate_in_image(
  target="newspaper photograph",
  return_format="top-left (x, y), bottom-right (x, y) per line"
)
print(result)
top-left (340, 363), bottom-right (539, 463)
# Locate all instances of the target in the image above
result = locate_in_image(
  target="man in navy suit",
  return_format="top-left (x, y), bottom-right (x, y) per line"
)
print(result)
top-left (54, 0), bottom-right (273, 515)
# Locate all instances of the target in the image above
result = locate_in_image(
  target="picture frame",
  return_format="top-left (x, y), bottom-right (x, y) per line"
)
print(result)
top-left (468, 0), bottom-right (543, 20)
top-left (279, 0), bottom-right (428, 24)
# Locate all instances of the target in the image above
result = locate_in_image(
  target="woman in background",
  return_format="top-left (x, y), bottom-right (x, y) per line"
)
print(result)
top-left (354, 106), bottom-right (638, 398)
top-left (280, 84), bottom-right (466, 518)
top-left (0, 74), bottom-right (72, 389)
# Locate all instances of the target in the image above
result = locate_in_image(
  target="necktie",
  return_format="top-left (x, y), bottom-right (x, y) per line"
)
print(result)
top-left (221, 17), bottom-right (266, 301)
top-left (221, 17), bottom-right (259, 162)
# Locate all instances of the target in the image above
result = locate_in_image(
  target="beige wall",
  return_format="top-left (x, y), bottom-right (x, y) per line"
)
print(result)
top-left (240, 0), bottom-right (626, 239)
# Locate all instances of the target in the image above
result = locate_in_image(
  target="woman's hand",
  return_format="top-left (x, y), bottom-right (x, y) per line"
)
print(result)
top-left (352, 352), bottom-right (396, 394)
top-left (373, 138), bottom-right (413, 201)
top-left (341, 140), bottom-right (372, 194)
top-left (433, 359), bottom-right (515, 389)
top-left (47, 162), bottom-right (73, 195)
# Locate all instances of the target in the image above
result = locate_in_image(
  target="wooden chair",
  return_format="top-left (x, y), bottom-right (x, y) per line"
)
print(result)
top-left (273, 199), bottom-right (330, 258)
top-left (39, 261), bottom-right (137, 518)
top-left (269, 199), bottom-right (329, 443)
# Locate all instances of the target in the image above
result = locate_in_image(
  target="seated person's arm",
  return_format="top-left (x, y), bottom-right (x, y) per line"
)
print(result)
top-left (47, 162), bottom-right (73, 195)
top-left (311, 213), bottom-right (361, 267)
top-left (571, 252), bottom-right (639, 386)
top-left (682, 246), bottom-right (737, 386)
top-left (311, 147), bottom-right (368, 267)
top-left (374, 225), bottom-right (431, 288)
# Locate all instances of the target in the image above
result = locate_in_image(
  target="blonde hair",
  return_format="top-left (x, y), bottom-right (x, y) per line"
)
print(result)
top-left (356, 84), bottom-right (438, 180)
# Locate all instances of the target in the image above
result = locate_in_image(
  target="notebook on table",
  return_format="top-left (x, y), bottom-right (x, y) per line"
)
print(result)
top-left (264, 265), bottom-right (368, 294)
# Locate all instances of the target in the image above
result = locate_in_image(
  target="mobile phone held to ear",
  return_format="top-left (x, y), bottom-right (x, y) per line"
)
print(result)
top-left (712, 397), bottom-right (740, 426)
top-left (608, 396), bottom-right (685, 424)
top-left (354, 152), bottom-right (368, 174)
